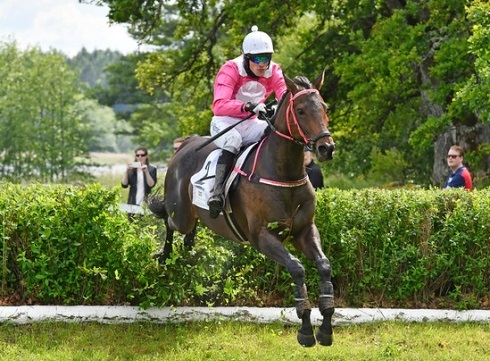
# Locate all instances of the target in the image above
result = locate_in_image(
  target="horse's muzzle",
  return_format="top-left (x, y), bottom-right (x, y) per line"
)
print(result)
top-left (317, 143), bottom-right (336, 161)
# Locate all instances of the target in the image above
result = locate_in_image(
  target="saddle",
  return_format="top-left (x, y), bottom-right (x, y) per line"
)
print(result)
top-left (190, 143), bottom-right (257, 212)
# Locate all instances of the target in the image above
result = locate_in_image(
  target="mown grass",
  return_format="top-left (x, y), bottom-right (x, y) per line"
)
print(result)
top-left (0, 321), bottom-right (489, 361)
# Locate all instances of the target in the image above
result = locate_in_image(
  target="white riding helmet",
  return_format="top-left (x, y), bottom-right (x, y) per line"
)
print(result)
top-left (242, 25), bottom-right (274, 55)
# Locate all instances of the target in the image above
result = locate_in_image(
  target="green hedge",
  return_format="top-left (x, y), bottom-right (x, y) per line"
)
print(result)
top-left (1, 183), bottom-right (489, 310)
top-left (0, 183), bottom-right (160, 305)
top-left (316, 188), bottom-right (490, 309)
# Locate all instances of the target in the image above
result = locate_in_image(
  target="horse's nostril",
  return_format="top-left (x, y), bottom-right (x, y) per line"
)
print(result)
top-left (318, 145), bottom-right (328, 157)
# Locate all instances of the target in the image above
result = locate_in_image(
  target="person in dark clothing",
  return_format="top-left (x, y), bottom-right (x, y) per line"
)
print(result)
top-left (121, 146), bottom-right (157, 219)
top-left (304, 149), bottom-right (324, 190)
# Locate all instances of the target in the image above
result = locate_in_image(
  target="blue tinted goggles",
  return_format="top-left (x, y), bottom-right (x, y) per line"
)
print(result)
top-left (250, 54), bottom-right (272, 64)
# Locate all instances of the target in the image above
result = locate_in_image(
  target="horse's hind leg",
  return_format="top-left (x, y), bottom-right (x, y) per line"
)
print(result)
top-left (183, 223), bottom-right (197, 250)
top-left (153, 221), bottom-right (196, 263)
top-left (152, 215), bottom-right (175, 263)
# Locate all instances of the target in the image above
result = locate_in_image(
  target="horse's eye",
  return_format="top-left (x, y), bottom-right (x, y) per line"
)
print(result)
top-left (297, 108), bottom-right (305, 116)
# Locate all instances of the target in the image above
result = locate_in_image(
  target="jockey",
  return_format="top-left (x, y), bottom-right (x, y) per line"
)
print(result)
top-left (208, 25), bottom-right (288, 218)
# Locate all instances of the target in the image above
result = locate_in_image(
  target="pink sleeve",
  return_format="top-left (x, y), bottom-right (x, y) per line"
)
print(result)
top-left (212, 62), bottom-right (249, 117)
top-left (269, 64), bottom-right (287, 100)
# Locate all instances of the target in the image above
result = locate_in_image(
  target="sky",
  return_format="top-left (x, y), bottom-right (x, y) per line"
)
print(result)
top-left (0, 0), bottom-right (142, 57)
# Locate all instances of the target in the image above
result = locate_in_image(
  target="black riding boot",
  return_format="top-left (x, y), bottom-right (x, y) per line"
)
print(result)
top-left (208, 150), bottom-right (235, 219)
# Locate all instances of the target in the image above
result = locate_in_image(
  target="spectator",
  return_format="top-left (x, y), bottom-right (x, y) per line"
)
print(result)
top-left (444, 145), bottom-right (472, 191)
top-left (304, 149), bottom-right (324, 190)
top-left (173, 137), bottom-right (185, 153)
top-left (121, 146), bottom-right (157, 219)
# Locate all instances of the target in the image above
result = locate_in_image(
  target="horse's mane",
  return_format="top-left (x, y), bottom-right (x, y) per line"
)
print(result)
top-left (271, 75), bottom-right (316, 122)
top-left (293, 75), bottom-right (328, 112)
top-left (293, 76), bottom-right (313, 89)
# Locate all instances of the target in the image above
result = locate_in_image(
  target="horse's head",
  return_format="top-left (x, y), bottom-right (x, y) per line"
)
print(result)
top-left (281, 70), bottom-right (335, 162)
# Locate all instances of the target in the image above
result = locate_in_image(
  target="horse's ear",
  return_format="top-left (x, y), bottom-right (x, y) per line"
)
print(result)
top-left (313, 70), bottom-right (325, 91)
top-left (283, 72), bottom-right (299, 94)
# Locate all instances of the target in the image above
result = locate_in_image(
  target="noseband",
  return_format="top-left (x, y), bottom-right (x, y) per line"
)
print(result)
top-left (269, 89), bottom-right (332, 148)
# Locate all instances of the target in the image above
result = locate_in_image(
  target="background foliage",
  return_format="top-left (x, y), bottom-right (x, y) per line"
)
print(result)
top-left (0, 43), bottom-right (93, 182)
top-left (85, 0), bottom-right (490, 188)
top-left (1, 183), bottom-right (488, 310)
top-left (2, 2), bottom-right (490, 187)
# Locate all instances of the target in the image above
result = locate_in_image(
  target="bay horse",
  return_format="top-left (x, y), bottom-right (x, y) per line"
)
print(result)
top-left (149, 71), bottom-right (335, 347)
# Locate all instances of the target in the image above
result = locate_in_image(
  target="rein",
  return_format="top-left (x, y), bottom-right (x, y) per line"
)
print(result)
top-left (236, 87), bottom-right (332, 188)
top-left (234, 137), bottom-right (308, 187)
top-left (264, 89), bottom-right (332, 148)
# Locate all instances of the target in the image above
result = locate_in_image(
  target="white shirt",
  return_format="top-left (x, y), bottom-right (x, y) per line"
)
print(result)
top-left (135, 169), bottom-right (145, 205)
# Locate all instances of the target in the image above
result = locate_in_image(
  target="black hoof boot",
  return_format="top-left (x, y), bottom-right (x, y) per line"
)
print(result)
top-left (316, 328), bottom-right (333, 346)
top-left (297, 331), bottom-right (316, 347)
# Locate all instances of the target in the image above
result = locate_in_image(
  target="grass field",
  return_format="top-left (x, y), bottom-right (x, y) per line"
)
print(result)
top-left (1, 321), bottom-right (489, 360)
top-left (89, 152), bottom-right (135, 166)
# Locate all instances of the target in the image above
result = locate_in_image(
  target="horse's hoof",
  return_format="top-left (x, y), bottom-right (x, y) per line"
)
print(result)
top-left (315, 329), bottom-right (333, 346)
top-left (297, 332), bottom-right (316, 347)
top-left (151, 250), bottom-right (167, 263)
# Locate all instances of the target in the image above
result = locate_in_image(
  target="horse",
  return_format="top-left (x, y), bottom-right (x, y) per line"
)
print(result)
top-left (149, 71), bottom-right (336, 347)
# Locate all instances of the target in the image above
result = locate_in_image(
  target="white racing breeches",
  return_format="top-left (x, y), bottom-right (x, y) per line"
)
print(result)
top-left (210, 115), bottom-right (268, 154)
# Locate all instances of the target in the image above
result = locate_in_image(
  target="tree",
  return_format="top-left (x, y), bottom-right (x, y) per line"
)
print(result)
top-left (78, 99), bottom-right (123, 152)
top-left (86, 0), bottom-right (490, 187)
top-left (68, 48), bottom-right (123, 88)
top-left (0, 41), bottom-right (93, 182)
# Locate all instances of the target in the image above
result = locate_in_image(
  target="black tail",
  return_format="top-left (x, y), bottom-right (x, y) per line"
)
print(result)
top-left (147, 191), bottom-right (168, 219)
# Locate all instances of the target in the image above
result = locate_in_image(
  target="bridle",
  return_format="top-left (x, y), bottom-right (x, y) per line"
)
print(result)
top-left (236, 88), bottom-right (333, 188)
top-left (265, 89), bottom-right (332, 149)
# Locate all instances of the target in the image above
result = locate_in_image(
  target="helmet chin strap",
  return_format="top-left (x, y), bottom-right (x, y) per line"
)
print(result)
top-left (243, 55), bottom-right (259, 78)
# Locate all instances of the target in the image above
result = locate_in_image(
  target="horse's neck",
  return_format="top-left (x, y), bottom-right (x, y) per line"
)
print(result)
top-left (259, 134), bottom-right (305, 181)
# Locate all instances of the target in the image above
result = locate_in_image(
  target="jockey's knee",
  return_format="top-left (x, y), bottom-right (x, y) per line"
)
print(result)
top-left (222, 145), bottom-right (239, 154)
top-left (221, 135), bottom-right (240, 154)
top-left (214, 130), bottom-right (241, 154)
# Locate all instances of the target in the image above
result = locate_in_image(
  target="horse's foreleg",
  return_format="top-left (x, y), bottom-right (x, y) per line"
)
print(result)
top-left (255, 235), bottom-right (316, 347)
top-left (183, 224), bottom-right (197, 250)
top-left (314, 257), bottom-right (334, 346)
top-left (291, 225), bottom-right (334, 347)
top-left (295, 282), bottom-right (315, 347)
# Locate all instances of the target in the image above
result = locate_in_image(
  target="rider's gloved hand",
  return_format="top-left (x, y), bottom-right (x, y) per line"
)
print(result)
top-left (264, 104), bottom-right (277, 119)
top-left (245, 102), bottom-right (267, 115)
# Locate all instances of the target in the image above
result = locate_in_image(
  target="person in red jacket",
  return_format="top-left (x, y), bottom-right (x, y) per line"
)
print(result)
top-left (443, 145), bottom-right (472, 191)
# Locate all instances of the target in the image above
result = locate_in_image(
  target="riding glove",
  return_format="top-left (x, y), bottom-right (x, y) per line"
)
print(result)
top-left (245, 102), bottom-right (267, 115)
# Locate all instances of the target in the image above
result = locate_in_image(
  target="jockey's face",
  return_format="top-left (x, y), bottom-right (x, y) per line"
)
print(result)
top-left (248, 58), bottom-right (269, 77)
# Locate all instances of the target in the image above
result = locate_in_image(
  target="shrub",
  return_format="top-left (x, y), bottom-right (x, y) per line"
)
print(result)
top-left (0, 182), bottom-right (159, 305)
top-left (1, 182), bottom-right (489, 310)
